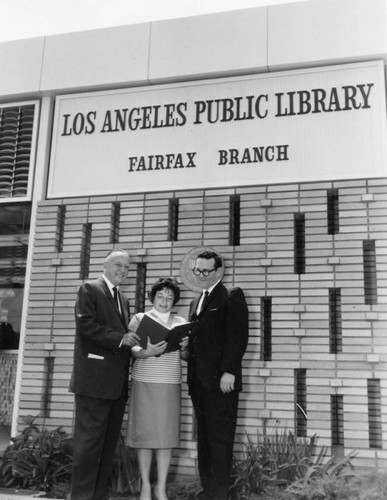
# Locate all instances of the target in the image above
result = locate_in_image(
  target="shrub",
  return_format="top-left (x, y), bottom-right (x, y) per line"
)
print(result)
top-left (230, 427), bottom-right (326, 499)
top-left (0, 416), bottom-right (140, 499)
top-left (0, 415), bottom-right (72, 497)
top-left (283, 452), bottom-right (359, 500)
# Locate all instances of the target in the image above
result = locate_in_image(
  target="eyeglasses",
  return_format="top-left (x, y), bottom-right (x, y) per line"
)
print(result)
top-left (192, 267), bottom-right (217, 277)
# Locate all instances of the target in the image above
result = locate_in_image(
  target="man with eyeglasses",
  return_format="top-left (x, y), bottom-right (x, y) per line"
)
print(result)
top-left (183, 250), bottom-right (249, 500)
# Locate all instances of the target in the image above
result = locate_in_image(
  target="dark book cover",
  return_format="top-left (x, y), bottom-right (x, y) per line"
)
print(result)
top-left (136, 314), bottom-right (193, 352)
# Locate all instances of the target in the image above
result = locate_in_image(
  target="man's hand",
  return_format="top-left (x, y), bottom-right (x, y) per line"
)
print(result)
top-left (121, 332), bottom-right (140, 347)
top-left (220, 372), bottom-right (235, 393)
top-left (179, 336), bottom-right (189, 351)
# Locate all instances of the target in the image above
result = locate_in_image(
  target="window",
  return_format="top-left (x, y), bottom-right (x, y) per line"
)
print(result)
top-left (0, 283), bottom-right (24, 349)
top-left (0, 103), bottom-right (37, 200)
top-left (0, 203), bottom-right (30, 349)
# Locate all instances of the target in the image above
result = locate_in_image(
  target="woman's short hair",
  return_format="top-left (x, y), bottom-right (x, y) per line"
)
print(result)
top-left (148, 277), bottom-right (181, 305)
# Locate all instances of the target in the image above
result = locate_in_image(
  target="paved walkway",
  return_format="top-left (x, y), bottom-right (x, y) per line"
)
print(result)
top-left (0, 491), bottom-right (44, 500)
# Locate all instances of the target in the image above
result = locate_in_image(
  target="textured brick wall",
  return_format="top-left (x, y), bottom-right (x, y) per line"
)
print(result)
top-left (21, 177), bottom-right (387, 472)
top-left (0, 353), bottom-right (18, 425)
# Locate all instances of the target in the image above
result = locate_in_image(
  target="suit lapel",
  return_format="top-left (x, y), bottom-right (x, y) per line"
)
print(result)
top-left (190, 295), bottom-right (201, 320)
top-left (100, 277), bottom-right (128, 327)
top-left (198, 281), bottom-right (222, 316)
top-left (117, 289), bottom-right (129, 327)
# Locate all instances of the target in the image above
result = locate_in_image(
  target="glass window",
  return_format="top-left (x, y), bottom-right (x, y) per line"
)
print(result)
top-left (0, 202), bottom-right (30, 350)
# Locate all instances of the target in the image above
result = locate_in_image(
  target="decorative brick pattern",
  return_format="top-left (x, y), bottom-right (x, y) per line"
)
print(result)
top-left (0, 354), bottom-right (18, 425)
top-left (21, 177), bottom-right (387, 472)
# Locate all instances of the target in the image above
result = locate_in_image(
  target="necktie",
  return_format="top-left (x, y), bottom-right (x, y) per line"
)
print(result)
top-left (198, 291), bottom-right (209, 314)
top-left (112, 287), bottom-right (121, 313)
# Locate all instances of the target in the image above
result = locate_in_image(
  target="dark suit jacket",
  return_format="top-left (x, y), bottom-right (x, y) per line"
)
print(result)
top-left (187, 282), bottom-right (249, 393)
top-left (69, 277), bottom-right (131, 400)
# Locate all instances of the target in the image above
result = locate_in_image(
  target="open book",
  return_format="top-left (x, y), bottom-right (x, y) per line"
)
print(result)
top-left (136, 314), bottom-right (193, 353)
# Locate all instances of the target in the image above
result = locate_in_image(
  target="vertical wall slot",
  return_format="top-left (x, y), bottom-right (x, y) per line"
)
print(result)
top-left (363, 240), bottom-right (377, 305)
top-left (295, 369), bottom-right (307, 437)
top-left (368, 379), bottom-right (382, 449)
top-left (327, 188), bottom-right (339, 235)
top-left (260, 297), bottom-right (272, 362)
top-left (135, 263), bottom-right (147, 313)
top-left (168, 198), bottom-right (179, 242)
top-left (294, 213), bottom-right (305, 274)
top-left (56, 205), bottom-right (66, 253)
top-left (110, 202), bottom-right (121, 245)
top-left (329, 288), bottom-right (342, 354)
top-left (42, 357), bottom-right (54, 418)
top-left (229, 194), bottom-right (240, 246)
top-left (80, 223), bottom-right (92, 280)
top-left (331, 394), bottom-right (344, 446)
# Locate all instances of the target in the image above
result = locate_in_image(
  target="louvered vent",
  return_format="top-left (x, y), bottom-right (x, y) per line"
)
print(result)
top-left (0, 105), bottom-right (35, 199)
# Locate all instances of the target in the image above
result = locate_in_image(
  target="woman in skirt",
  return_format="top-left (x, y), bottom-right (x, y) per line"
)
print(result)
top-left (126, 277), bottom-right (189, 500)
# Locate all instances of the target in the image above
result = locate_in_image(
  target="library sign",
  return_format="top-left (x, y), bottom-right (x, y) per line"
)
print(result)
top-left (47, 61), bottom-right (387, 197)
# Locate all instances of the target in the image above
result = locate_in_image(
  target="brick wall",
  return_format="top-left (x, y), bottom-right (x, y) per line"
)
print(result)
top-left (20, 177), bottom-right (387, 472)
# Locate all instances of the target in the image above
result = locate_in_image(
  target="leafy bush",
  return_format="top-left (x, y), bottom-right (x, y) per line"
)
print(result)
top-left (230, 427), bottom-right (326, 499)
top-left (0, 415), bottom-right (72, 497)
top-left (283, 452), bottom-right (359, 500)
top-left (0, 417), bottom-right (140, 499)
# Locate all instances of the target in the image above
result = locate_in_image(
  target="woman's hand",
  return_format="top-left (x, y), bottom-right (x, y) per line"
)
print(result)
top-left (144, 338), bottom-right (167, 357)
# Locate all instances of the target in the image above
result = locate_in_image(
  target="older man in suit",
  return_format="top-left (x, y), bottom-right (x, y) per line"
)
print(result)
top-left (184, 250), bottom-right (249, 500)
top-left (69, 248), bottom-right (139, 500)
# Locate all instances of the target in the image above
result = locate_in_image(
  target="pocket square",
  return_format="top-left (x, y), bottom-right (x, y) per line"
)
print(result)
top-left (88, 353), bottom-right (104, 360)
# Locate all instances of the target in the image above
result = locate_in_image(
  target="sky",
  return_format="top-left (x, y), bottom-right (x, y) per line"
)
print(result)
top-left (0, 0), bottom-right (311, 42)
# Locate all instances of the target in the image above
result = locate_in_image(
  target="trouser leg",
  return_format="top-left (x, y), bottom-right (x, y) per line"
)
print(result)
top-left (191, 383), bottom-right (239, 500)
top-left (70, 391), bottom-right (126, 500)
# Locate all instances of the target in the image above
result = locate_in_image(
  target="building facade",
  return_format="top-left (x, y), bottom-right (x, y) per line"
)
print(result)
top-left (0, 0), bottom-right (386, 473)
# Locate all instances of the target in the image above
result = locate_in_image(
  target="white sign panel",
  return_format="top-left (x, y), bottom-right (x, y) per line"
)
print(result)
top-left (47, 61), bottom-right (387, 198)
